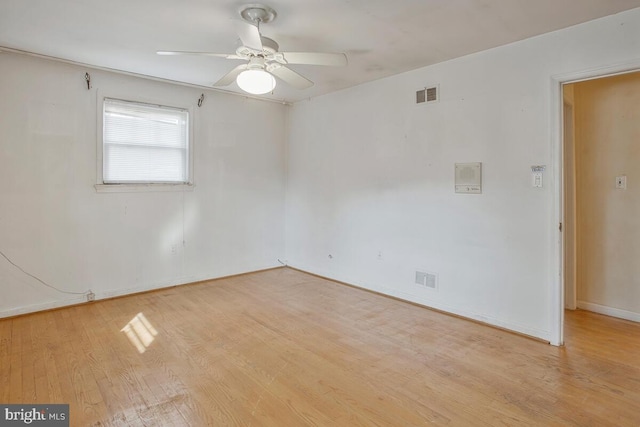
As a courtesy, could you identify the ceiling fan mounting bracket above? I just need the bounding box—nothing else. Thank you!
[239,4,277,25]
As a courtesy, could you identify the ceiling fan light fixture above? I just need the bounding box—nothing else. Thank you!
[159,4,345,94]
[236,69,276,94]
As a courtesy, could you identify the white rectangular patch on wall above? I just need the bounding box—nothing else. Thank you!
[455,162,482,194]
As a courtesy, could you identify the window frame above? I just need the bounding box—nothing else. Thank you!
[96,92,195,193]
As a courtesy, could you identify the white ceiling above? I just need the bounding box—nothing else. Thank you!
[2,0,640,103]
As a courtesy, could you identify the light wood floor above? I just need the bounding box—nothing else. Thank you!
[1,268,639,426]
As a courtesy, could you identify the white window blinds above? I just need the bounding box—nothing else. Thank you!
[103,98,189,184]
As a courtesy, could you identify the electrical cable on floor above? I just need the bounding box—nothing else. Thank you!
[0,249,87,295]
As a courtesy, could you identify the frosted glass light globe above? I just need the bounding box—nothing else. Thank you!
[236,70,276,95]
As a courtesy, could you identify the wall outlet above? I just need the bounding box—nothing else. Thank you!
[616,175,627,189]
[86,291,95,302]
[171,244,178,254]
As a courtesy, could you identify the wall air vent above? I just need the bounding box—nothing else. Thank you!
[416,85,439,104]
[415,270,438,289]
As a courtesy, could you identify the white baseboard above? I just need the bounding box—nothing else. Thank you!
[289,263,551,343]
[577,300,640,323]
[0,263,282,319]
[0,296,87,319]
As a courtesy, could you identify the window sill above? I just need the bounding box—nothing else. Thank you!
[94,183,195,193]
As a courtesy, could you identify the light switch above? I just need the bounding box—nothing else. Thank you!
[616,175,627,189]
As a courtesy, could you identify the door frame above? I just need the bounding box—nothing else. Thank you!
[550,60,640,346]
[562,99,577,311]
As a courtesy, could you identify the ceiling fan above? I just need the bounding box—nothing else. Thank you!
[157,4,348,95]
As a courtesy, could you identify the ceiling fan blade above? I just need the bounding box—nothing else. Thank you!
[214,64,248,87]
[157,51,243,59]
[234,20,263,51]
[277,52,347,67]
[268,64,313,89]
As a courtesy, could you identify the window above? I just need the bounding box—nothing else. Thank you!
[102,98,190,184]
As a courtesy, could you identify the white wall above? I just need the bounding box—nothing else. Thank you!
[286,8,640,342]
[0,52,287,317]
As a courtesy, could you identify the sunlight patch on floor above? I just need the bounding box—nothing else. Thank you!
[121,312,158,353]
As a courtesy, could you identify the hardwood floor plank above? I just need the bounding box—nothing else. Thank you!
[31,313,54,403]
[8,316,25,403]
[1,268,639,426]
[0,318,12,403]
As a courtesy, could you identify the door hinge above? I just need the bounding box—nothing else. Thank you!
[559,222,563,232]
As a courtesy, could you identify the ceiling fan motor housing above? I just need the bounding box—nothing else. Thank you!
[247,56,267,70]
[236,36,279,57]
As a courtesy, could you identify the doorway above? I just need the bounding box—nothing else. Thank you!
[561,70,640,333]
